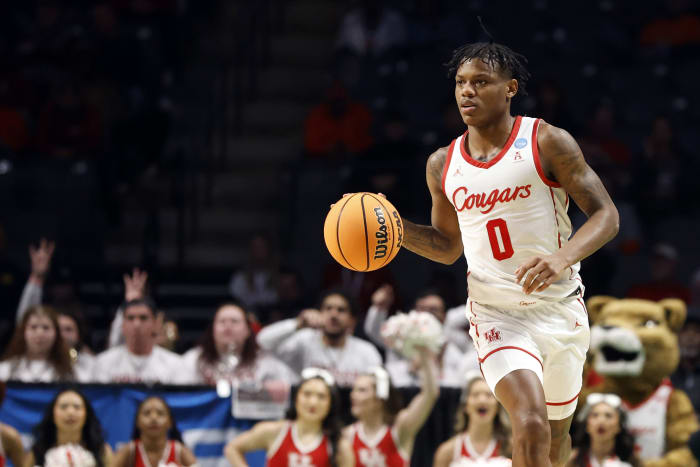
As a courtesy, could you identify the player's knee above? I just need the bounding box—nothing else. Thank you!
[513,412,551,451]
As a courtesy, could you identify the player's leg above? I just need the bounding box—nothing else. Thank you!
[494,369,552,467]
[548,415,574,467]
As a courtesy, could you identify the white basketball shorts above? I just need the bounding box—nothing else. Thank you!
[467,295,589,420]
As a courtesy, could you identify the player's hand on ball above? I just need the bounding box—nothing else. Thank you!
[297,308,322,329]
[515,253,569,294]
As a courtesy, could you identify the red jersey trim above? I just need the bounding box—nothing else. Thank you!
[459,116,522,169]
[549,187,562,248]
[576,297,587,315]
[622,378,672,410]
[532,119,562,187]
[442,139,457,195]
[478,345,543,371]
[546,390,580,406]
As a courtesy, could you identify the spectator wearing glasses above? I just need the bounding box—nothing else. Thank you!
[225,367,354,466]
[568,393,640,467]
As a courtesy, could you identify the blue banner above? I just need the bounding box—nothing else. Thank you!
[0,384,266,467]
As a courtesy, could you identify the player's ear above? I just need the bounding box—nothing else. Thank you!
[506,79,518,99]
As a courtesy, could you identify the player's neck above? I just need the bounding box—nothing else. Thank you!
[590,437,615,463]
[466,420,494,443]
[56,428,82,446]
[466,113,516,161]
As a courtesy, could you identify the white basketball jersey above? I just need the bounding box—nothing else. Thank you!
[442,116,582,307]
[622,379,672,460]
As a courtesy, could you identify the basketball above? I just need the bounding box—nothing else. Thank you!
[324,193,403,272]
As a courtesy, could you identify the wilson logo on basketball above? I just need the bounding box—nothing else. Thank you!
[452,184,532,213]
[373,207,390,259]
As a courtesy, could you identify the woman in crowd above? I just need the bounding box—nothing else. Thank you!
[567,393,640,467]
[112,396,197,466]
[0,305,74,382]
[25,388,112,466]
[224,367,354,467]
[344,346,438,466]
[433,374,512,466]
[182,301,297,386]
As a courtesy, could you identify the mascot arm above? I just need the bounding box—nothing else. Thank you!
[645,389,700,467]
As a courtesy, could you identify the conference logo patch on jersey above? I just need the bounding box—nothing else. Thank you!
[484,328,502,344]
[452,184,532,213]
[514,137,528,149]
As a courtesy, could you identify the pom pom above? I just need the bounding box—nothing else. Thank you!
[381,310,445,359]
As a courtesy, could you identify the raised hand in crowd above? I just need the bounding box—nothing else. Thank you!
[296,308,323,329]
[371,284,394,311]
[29,238,55,285]
[123,267,148,301]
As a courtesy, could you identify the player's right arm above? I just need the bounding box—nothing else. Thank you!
[224,420,284,467]
[402,147,463,264]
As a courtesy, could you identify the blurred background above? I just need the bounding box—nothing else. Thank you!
[0,0,698,365]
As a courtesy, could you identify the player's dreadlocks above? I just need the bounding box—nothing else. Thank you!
[445,42,531,96]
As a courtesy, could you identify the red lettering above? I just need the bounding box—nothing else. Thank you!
[520,184,532,198]
[451,184,532,214]
[452,186,468,211]
[497,188,512,203]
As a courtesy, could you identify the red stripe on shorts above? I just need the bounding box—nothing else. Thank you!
[478,346,543,371]
[546,390,580,406]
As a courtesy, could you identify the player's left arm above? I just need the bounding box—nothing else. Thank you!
[516,121,619,294]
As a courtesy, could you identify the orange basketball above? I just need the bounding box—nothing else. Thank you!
[324,193,403,272]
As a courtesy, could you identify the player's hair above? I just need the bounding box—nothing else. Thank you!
[2,305,74,380]
[32,388,108,467]
[317,288,360,318]
[131,396,184,442]
[571,401,639,467]
[199,301,259,367]
[287,376,344,467]
[454,376,512,457]
[445,42,530,96]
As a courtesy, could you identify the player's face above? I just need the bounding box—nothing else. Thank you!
[58,314,80,349]
[465,380,499,424]
[213,305,250,353]
[320,294,355,337]
[454,59,517,126]
[25,314,57,356]
[123,304,156,350]
[295,378,331,423]
[415,295,446,323]
[586,402,621,443]
[137,397,172,438]
[53,391,86,434]
[350,375,382,419]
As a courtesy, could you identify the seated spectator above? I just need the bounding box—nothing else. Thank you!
[257,289,382,387]
[182,301,297,386]
[671,309,700,412]
[626,243,690,303]
[344,348,438,465]
[322,260,397,313]
[577,101,631,168]
[336,0,407,58]
[433,374,512,466]
[112,396,197,467]
[229,233,279,314]
[0,382,25,466]
[304,81,373,158]
[568,393,640,467]
[639,0,700,48]
[26,388,113,466]
[365,285,478,385]
[0,305,74,382]
[94,298,186,384]
[225,368,354,466]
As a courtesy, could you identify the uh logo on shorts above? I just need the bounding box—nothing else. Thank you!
[484,328,502,344]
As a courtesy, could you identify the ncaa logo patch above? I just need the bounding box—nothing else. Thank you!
[514,137,527,149]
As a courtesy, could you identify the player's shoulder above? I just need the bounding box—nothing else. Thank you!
[426,144,452,181]
[535,119,579,156]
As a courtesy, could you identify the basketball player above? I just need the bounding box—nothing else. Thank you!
[399,42,620,467]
